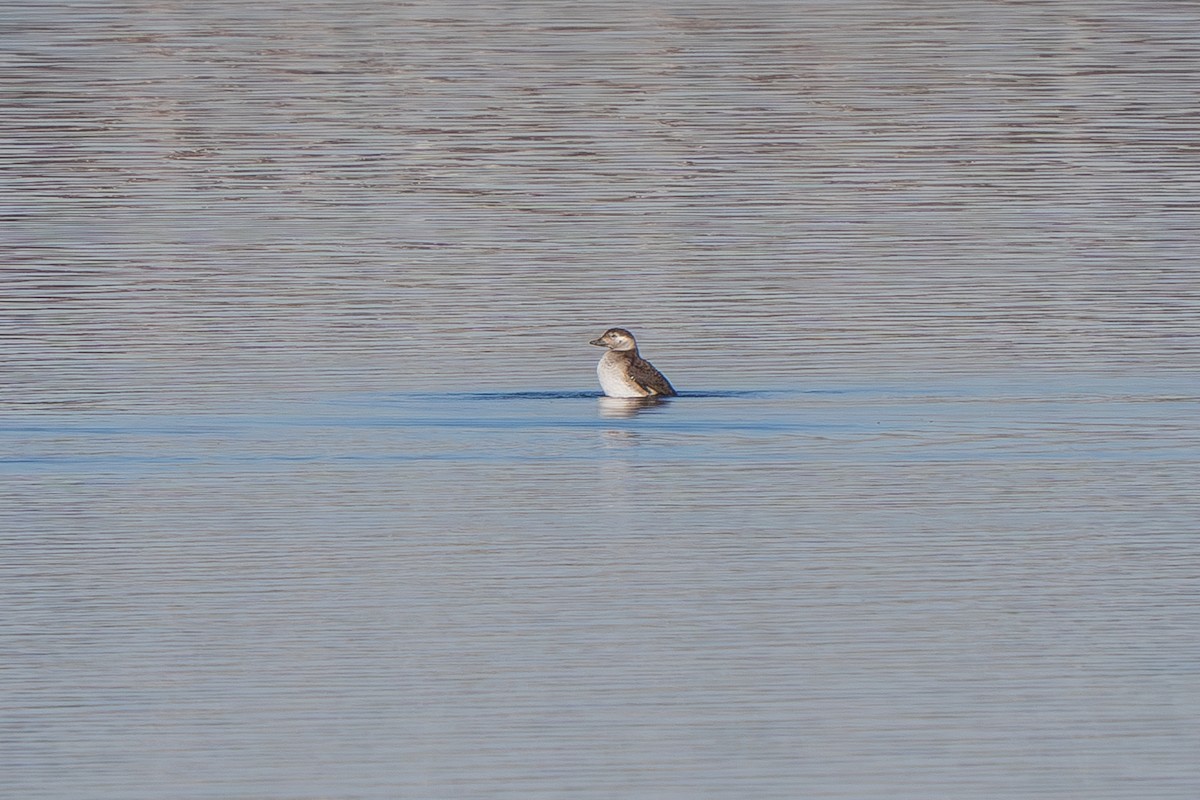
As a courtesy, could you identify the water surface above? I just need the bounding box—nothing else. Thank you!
[4,1,1199,798]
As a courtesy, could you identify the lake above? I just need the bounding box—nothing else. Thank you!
[3,1,1199,798]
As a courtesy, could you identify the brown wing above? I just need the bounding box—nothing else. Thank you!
[628,356,677,397]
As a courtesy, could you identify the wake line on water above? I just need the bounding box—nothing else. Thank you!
[390,389,800,402]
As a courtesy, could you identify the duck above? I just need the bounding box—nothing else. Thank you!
[589,328,677,398]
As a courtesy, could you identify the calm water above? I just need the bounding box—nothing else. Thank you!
[4,1,1199,798]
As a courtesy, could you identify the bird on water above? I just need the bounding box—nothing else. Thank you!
[589,328,677,399]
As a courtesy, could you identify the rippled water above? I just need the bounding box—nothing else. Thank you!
[4,1,1199,798]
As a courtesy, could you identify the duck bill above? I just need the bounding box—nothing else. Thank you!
[589,338,607,347]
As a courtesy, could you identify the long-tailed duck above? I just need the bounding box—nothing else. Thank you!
[589,328,677,398]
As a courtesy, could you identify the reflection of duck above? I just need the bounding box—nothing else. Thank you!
[589,328,677,398]
[597,396,669,419]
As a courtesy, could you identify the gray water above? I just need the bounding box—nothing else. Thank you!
[4,1,1199,798]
